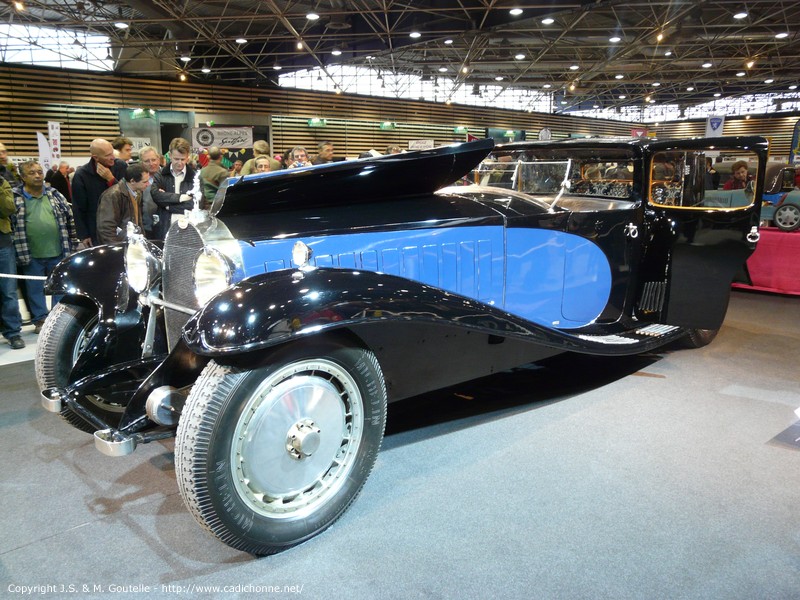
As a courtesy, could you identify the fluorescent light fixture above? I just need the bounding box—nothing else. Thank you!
[306,12,320,20]
[775,32,789,39]
[510,8,523,16]
[438,66,448,72]
[410,31,421,39]
[609,36,621,43]
[274,64,282,70]
[180,55,190,62]
[736,71,745,77]
[619,94,626,99]
[543,83,552,88]
[114,22,128,30]
[733,11,748,19]
[569,64,579,70]
[331,49,342,56]
[201,65,211,74]
[790,85,798,90]
[764,78,774,83]
[444,39,453,45]
[615,74,624,79]
[235,38,247,44]
[542,18,554,25]
[652,82,661,87]
[515,53,525,60]
[495,76,504,81]
[714,92,721,97]
[665,50,672,56]
[702,62,712,68]
[687,86,695,91]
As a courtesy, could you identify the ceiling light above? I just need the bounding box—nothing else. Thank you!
[543,83,552,88]
[609,36,621,43]
[331,49,342,56]
[615,74,624,79]
[444,39,453,45]
[656,33,664,42]
[201,65,211,74]
[775,33,789,39]
[179,72,187,82]
[273,63,282,70]
[569,83,575,91]
[410,31,421,39]
[687,86,695,91]
[235,38,247,44]
[296,41,304,50]
[746,60,755,68]
[649,99,656,104]
[515,53,525,60]
[495,76,504,81]
[593,104,600,109]
[790,85,798,90]
[438,66,448,72]
[702,62,712,68]
[569,65,579,70]
[13,1,24,10]
[664,50,672,56]
[745,115,751,119]
[652,82,661,87]
[306,12,320,20]
[461,65,469,74]
[114,22,128,30]
[619,94,626,99]
[510,8,523,16]
[645,95,651,102]
[542,18,554,25]
[180,55,190,62]
[764,78,774,83]
[733,11,748,19]
[714,92,721,97]
[560,100,567,104]
[736,71,745,77]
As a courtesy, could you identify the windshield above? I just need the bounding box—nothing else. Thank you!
[471,149,636,201]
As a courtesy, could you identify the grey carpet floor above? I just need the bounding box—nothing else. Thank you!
[1,290,798,600]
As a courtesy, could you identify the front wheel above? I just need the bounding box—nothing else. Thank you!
[175,341,387,555]
[34,302,122,433]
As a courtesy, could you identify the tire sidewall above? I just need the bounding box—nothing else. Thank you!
[200,342,385,551]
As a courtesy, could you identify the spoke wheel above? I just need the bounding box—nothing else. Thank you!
[34,302,119,433]
[175,341,387,555]
[773,204,800,232]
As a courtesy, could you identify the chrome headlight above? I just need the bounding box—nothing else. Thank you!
[125,235,162,293]
[193,247,232,305]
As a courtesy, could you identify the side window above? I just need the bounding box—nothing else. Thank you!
[782,169,796,192]
[649,150,759,209]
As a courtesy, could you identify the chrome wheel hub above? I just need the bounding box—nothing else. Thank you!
[286,419,321,459]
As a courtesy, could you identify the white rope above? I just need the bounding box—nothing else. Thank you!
[0,272,48,281]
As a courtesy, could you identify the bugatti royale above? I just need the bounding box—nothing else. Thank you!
[37,135,767,554]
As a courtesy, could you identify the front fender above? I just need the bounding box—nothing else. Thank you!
[47,244,138,324]
[182,268,603,357]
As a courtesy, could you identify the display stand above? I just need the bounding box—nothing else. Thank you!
[732,227,800,295]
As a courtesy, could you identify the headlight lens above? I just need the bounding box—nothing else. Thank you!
[125,237,161,293]
[194,248,232,305]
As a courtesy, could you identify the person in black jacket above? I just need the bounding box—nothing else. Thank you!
[150,137,196,240]
[50,161,72,203]
[71,139,128,246]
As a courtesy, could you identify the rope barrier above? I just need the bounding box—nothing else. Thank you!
[0,273,48,281]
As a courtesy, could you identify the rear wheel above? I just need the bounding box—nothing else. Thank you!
[680,328,719,348]
[175,340,387,555]
[34,302,122,433]
[773,203,800,231]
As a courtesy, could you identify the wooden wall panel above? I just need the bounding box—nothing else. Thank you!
[2,63,797,161]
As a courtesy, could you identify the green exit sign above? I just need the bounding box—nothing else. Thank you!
[379,121,397,130]
[307,118,327,127]
[454,126,468,134]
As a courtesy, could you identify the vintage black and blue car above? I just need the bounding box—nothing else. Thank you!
[37,135,767,555]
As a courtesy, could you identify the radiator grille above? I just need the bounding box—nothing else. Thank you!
[162,223,204,350]
[637,281,666,313]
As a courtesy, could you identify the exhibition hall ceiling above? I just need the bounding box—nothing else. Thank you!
[1,0,798,113]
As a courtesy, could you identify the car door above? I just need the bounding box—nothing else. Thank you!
[634,136,768,330]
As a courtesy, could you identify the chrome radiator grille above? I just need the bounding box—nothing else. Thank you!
[162,223,203,350]
[637,280,666,313]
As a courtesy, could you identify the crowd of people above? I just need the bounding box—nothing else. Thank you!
[0,135,401,351]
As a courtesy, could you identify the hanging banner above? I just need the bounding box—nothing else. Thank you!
[48,121,61,161]
[790,119,800,164]
[190,127,253,149]
[705,115,725,137]
[36,132,52,171]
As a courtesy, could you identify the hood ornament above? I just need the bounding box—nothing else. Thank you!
[181,171,209,227]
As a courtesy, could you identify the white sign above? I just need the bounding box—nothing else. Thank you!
[48,121,61,160]
[705,115,725,137]
[129,137,152,152]
[36,132,52,170]
[408,139,435,151]
[191,127,253,149]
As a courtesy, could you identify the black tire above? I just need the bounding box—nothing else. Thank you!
[175,340,387,555]
[680,328,719,348]
[773,203,800,232]
[34,302,121,433]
